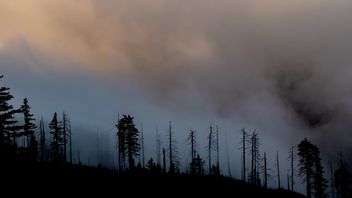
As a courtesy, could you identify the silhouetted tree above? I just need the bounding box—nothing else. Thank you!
[277,151,281,189]
[156,127,161,165]
[168,121,177,174]
[312,144,327,198]
[187,129,196,174]
[190,154,205,175]
[298,138,327,198]
[289,146,296,192]
[117,115,140,170]
[240,128,249,182]
[21,98,37,160]
[249,131,260,185]
[116,116,126,171]
[62,112,70,162]
[263,152,268,189]
[69,119,72,163]
[207,124,215,175]
[140,123,145,168]
[162,148,166,174]
[335,156,352,198]
[298,138,314,198]
[216,126,220,175]
[39,117,47,162]
[0,75,20,152]
[49,112,63,162]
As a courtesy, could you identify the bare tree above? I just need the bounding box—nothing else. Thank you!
[263,152,268,189]
[225,132,232,177]
[168,121,177,173]
[207,124,216,175]
[163,148,166,174]
[240,128,249,182]
[187,129,197,174]
[216,126,220,174]
[249,131,260,185]
[140,123,145,167]
[277,150,281,189]
[288,146,295,191]
[39,117,46,162]
[156,127,161,165]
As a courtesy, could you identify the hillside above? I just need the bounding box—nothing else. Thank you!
[1,162,305,197]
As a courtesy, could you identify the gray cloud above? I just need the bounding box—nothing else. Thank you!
[1,0,352,161]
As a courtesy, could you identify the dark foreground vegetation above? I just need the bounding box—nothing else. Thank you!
[1,161,305,197]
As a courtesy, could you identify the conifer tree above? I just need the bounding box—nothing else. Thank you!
[49,112,63,162]
[116,115,140,170]
[0,75,20,150]
[21,98,37,160]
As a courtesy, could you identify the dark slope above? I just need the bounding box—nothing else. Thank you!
[1,162,305,197]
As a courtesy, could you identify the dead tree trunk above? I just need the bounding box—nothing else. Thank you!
[208,124,213,175]
[264,152,268,189]
[277,151,281,189]
[216,126,220,174]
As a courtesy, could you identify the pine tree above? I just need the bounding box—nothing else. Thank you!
[335,157,352,198]
[21,98,37,160]
[39,117,47,162]
[298,138,327,198]
[168,121,177,174]
[187,129,197,174]
[312,144,328,198]
[240,128,249,182]
[298,138,314,198]
[62,112,70,162]
[116,115,140,170]
[249,131,260,185]
[49,112,63,162]
[0,75,20,151]
[156,127,161,165]
[216,126,220,175]
[289,146,295,192]
[207,124,215,175]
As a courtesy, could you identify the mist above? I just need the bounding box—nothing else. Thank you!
[1,1,352,188]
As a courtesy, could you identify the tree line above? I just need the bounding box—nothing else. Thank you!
[1,74,351,198]
[0,75,72,163]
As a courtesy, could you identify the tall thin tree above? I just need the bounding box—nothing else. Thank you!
[187,129,196,174]
[208,124,215,175]
[277,151,281,189]
[240,128,248,182]
[62,112,68,162]
[225,132,232,177]
[156,127,161,165]
[162,148,166,174]
[216,126,220,174]
[39,117,46,162]
[21,98,37,160]
[49,112,63,162]
[69,121,72,163]
[289,146,295,191]
[140,123,145,167]
[0,75,20,149]
[264,152,268,189]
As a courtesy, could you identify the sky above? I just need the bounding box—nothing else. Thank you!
[1,0,352,190]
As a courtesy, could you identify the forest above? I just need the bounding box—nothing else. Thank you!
[0,74,351,198]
